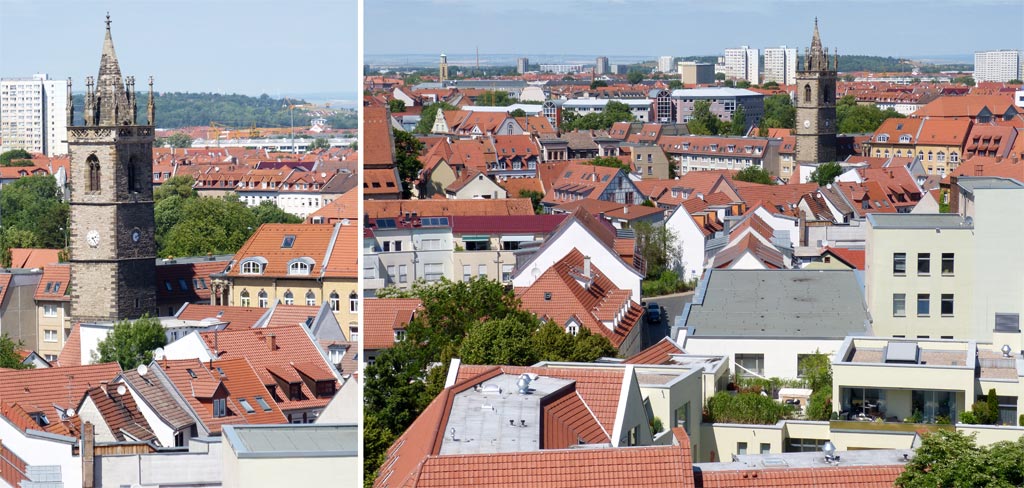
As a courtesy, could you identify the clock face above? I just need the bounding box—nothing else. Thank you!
[87,230,100,248]
[131,229,141,242]
[803,120,811,128]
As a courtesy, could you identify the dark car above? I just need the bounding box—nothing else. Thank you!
[646,302,662,324]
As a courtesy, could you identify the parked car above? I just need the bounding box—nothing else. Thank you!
[646,302,662,324]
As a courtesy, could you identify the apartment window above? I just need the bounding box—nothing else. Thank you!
[382,241,390,252]
[288,384,303,401]
[349,326,359,342]
[329,291,340,312]
[316,381,336,398]
[283,290,294,305]
[349,291,359,313]
[241,261,263,274]
[941,253,954,275]
[463,264,472,282]
[785,438,827,453]
[213,398,227,418]
[386,265,396,282]
[627,425,639,446]
[675,402,691,434]
[941,294,954,316]
[420,239,441,251]
[917,253,930,275]
[737,442,748,455]
[917,294,930,316]
[464,240,490,251]
[393,241,403,252]
[305,290,316,306]
[478,264,487,277]
[399,264,408,283]
[502,264,514,282]
[893,294,907,317]
[44,329,58,342]
[760,443,771,455]
[893,253,906,275]
[258,290,268,308]
[735,354,764,378]
[424,263,443,282]
[240,290,251,307]
[43,304,58,317]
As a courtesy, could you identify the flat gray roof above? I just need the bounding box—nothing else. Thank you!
[440,373,573,455]
[671,87,762,98]
[695,448,914,471]
[957,176,1024,194]
[684,270,870,338]
[223,424,358,458]
[867,213,970,229]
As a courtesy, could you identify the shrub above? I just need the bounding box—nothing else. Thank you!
[960,411,977,424]
[705,391,793,425]
[1019,414,1023,426]
[806,388,832,421]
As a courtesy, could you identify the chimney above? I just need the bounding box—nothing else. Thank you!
[82,422,95,488]
[584,256,592,279]
[623,206,629,215]
[266,333,277,351]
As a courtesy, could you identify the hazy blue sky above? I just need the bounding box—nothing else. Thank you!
[0,0,358,98]
[367,0,1024,61]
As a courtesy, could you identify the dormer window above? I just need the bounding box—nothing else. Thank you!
[241,258,266,275]
[287,257,315,276]
[898,134,911,143]
[877,134,890,143]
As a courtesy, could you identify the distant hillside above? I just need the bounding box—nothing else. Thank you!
[71,92,356,130]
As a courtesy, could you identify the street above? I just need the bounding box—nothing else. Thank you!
[641,291,694,349]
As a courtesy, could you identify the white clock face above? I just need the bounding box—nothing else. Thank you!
[803,120,811,128]
[131,229,141,242]
[87,230,100,248]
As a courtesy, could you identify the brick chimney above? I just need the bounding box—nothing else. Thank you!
[266,333,277,351]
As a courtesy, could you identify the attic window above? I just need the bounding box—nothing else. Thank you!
[898,134,911,143]
[45,282,53,292]
[544,292,552,300]
[255,396,273,412]
[178,279,189,291]
[186,368,197,379]
[239,398,255,413]
[165,281,173,291]
[281,235,296,248]
[52,282,61,294]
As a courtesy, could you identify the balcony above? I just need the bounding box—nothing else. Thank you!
[830,419,954,434]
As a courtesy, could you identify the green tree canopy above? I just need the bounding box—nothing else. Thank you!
[896,431,1024,488]
[809,161,843,186]
[308,137,330,151]
[510,108,527,117]
[668,80,684,90]
[414,102,457,134]
[160,132,193,148]
[687,100,720,135]
[762,94,796,129]
[460,316,539,366]
[0,149,33,166]
[734,166,774,185]
[836,95,905,133]
[952,75,976,87]
[0,334,33,369]
[95,314,167,370]
[0,175,68,256]
[590,80,609,89]
[393,129,425,198]
[518,189,544,214]
[585,156,630,172]
[476,90,515,106]
[761,81,780,90]
[154,175,198,201]
[627,70,644,84]
[560,101,635,132]
[729,104,747,136]
[387,98,406,114]
[633,221,681,278]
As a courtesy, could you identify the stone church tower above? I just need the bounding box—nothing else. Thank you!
[795,18,838,165]
[68,15,157,324]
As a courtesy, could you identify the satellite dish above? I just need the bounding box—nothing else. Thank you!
[117,385,127,396]
[66,408,76,418]
[137,364,149,377]
[154,347,166,360]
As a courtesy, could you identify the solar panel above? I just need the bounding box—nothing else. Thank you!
[376,218,396,229]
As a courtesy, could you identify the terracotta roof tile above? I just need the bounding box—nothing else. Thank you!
[226,223,336,278]
[57,323,82,367]
[119,369,196,430]
[364,298,423,351]
[696,465,904,487]
[155,260,227,305]
[33,264,71,302]
[7,248,60,269]
[175,303,269,330]
[364,199,535,219]
[450,215,566,235]
[821,247,866,270]
[0,362,122,434]
[365,106,396,167]
[307,190,359,224]
[625,337,686,365]
[81,385,157,442]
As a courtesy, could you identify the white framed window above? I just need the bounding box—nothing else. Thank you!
[399,264,408,283]
[289,261,312,275]
[258,290,269,308]
[305,291,316,306]
[283,290,294,305]
[502,264,514,282]
[478,264,487,277]
[44,329,58,342]
[420,239,441,251]
[424,263,443,282]
[893,294,906,317]
[240,290,251,307]
[463,264,472,282]
[241,261,263,274]
[329,291,340,312]
[43,304,58,317]
[349,325,359,342]
[349,291,359,313]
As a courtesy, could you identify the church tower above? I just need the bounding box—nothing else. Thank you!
[439,53,449,83]
[68,14,157,324]
[795,18,838,165]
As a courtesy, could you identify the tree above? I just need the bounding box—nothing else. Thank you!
[836,95,905,133]
[476,90,514,106]
[590,80,608,89]
[1008,79,1023,85]
[393,128,425,198]
[308,137,330,151]
[585,156,630,172]
[730,104,747,136]
[161,132,193,148]
[952,75,975,87]
[518,189,544,215]
[723,79,735,88]
[715,72,726,81]
[154,175,197,201]
[413,102,456,134]
[560,101,634,132]
[387,98,406,114]
[896,431,1024,487]
[734,166,774,185]
[363,413,397,488]
[0,149,33,166]
[668,80,684,90]
[627,70,644,84]
[687,100,720,135]
[633,221,681,278]
[0,334,33,369]
[735,80,751,89]
[95,314,167,369]
[763,94,796,129]
[509,108,527,118]
[761,81,779,90]
[0,174,69,252]
[460,316,539,366]
[809,162,843,186]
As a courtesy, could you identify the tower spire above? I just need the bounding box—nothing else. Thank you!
[147,76,156,126]
[807,17,828,72]
[95,13,130,126]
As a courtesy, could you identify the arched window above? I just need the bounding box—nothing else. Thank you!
[329,291,340,312]
[87,155,101,192]
[928,151,933,161]
[127,156,137,193]
[876,134,889,143]
[937,152,946,162]
[305,290,316,306]
[258,290,268,308]
[950,152,959,163]
[804,84,812,103]
[240,290,250,307]
[566,323,579,336]
[283,290,294,305]
[898,134,911,143]
[287,258,314,276]
[349,291,359,313]
[241,261,263,274]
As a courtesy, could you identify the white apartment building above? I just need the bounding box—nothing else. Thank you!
[723,46,759,84]
[658,56,675,73]
[973,50,1023,83]
[0,73,69,156]
[538,64,584,74]
[596,56,609,75]
[763,46,797,85]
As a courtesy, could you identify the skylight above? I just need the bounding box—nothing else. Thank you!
[281,235,296,248]
[239,398,255,413]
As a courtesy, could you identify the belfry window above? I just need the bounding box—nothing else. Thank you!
[88,155,101,192]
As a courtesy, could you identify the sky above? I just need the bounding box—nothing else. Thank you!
[367,0,1024,62]
[0,0,358,100]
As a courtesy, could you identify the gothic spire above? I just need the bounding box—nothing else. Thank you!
[147,76,156,126]
[95,12,131,126]
[806,17,829,72]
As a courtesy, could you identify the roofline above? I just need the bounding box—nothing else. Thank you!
[222,424,358,459]
[114,373,194,431]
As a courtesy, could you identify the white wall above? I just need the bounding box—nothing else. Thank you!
[160,331,215,362]
[96,439,223,487]
[0,416,80,488]
[752,207,799,249]
[681,335,845,379]
[664,208,706,281]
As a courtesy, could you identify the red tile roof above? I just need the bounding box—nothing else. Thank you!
[714,234,786,270]
[449,214,566,235]
[0,362,122,434]
[696,465,904,487]
[7,248,60,269]
[57,323,82,367]
[625,337,686,365]
[226,223,353,279]
[365,106,396,168]
[363,299,422,350]
[951,155,1024,179]
[155,260,227,305]
[306,189,359,224]
[33,264,70,302]
[364,199,535,219]
[80,384,157,442]
[913,94,1017,119]
[175,303,268,330]
[822,247,866,270]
